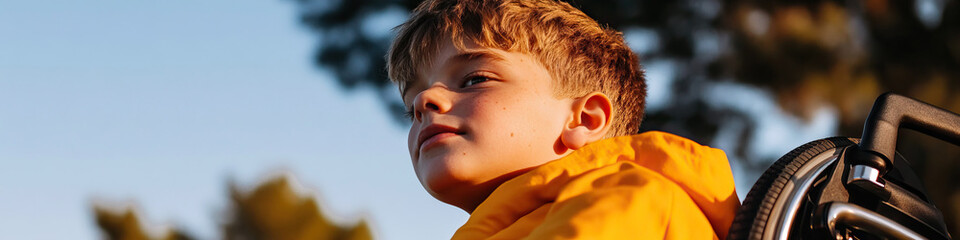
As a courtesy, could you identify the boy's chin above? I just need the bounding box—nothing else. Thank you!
[416,154,477,194]
[419,171,497,213]
[419,167,530,213]
[420,170,472,199]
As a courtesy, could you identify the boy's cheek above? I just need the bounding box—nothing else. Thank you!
[406,126,420,160]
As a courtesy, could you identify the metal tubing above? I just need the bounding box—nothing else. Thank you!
[823,202,926,240]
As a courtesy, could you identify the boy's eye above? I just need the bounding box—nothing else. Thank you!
[462,74,491,88]
[403,106,415,120]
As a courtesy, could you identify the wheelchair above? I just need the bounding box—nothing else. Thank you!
[728,93,959,240]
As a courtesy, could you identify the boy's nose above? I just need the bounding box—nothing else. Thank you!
[413,86,452,122]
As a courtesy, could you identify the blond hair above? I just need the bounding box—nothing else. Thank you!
[388,0,647,137]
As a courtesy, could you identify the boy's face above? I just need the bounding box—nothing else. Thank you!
[402,39,574,211]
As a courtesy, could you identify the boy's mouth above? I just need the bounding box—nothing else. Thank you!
[417,124,463,151]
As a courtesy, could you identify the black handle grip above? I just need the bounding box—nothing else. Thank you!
[858,93,960,172]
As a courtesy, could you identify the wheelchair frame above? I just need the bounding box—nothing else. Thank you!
[729,93,960,240]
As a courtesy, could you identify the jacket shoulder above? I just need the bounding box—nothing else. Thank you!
[535,163,717,239]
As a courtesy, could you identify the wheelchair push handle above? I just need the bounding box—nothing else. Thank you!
[857,92,960,174]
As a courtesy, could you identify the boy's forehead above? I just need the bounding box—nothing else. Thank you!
[402,39,508,99]
[422,39,506,77]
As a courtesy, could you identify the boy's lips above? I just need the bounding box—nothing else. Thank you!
[417,124,463,151]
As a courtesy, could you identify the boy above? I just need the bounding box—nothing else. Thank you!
[388,0,740,239]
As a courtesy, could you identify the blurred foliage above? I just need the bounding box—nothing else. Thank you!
[223,176,372,240]
[292,0,960,234]
[94,205,194,240]
[94,175,372,240]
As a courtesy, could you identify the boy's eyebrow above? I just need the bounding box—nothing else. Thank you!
[402,50,507,100]
[450,50,507,63]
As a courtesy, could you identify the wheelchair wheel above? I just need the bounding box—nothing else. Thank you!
[728,137,858,240]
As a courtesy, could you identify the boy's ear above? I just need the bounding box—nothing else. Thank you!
[561,92,613,150]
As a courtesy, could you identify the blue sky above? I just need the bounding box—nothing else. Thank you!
[0,1,839,239]
[0,1,466,239]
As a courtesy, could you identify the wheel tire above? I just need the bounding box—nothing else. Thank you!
[727,137,858,240]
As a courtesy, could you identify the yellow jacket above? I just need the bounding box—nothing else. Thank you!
[452,131,740,240]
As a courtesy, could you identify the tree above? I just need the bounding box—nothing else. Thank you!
[223,176,373,240]
[93,175,372,240]
[93,204,194,240]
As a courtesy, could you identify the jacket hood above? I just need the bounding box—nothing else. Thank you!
[454,131,740,239]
